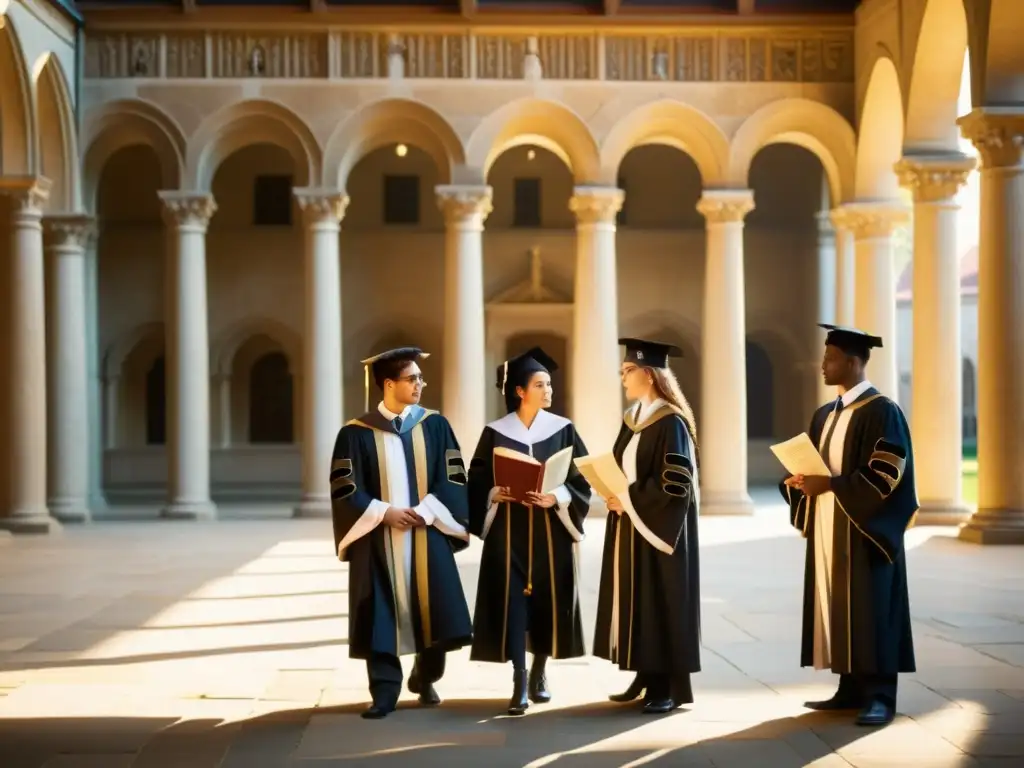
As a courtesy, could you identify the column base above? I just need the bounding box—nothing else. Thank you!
[49,500,92,524]
[293,497,332,519]
[0,512,61,535]
[957,509,1024,545]
[161,500,217,521]
[700,493,755,516]
[911,502,973,527]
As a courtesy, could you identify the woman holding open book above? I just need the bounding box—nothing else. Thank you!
[467,347,592,716]
[591,337,702,715]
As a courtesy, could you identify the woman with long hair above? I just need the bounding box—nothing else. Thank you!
[593,337,701,714]
[467,347,591,716]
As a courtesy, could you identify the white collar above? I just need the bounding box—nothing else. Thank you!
[488,408,570,446]
[378,401,411,421]
[633,397,667,428]
[840,380,873,407]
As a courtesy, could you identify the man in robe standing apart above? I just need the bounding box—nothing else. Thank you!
[330,347,473,719]
[781,324,918,727]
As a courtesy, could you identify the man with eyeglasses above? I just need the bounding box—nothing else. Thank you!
[329,347,473,719]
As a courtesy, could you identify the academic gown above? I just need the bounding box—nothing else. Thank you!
[330,405,473,661]
[780,385,917,681]
[467,410,591,663]
[593,399,702,690]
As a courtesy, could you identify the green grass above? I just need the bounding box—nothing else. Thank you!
[962,459,978,506]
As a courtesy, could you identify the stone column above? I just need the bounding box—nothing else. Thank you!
[104,375,119,449]
[569,186,624,455]
[895,153,976,525]
[436,185,492,458]
[43,215,94,523]
[830,212,856,326]
[0,178,54,534]
[293,189,348,518]
[956,108,1024,543]
[831,202,909,400]
[815,210,837,406]
[696,189,755,516]
[158,191,217,520]
[83,226,106,514]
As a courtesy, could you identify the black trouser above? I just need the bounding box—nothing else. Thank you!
[366,647,446,708]
[836,672,898,707]
[505,577,533,671]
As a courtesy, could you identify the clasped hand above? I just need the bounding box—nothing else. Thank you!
[605,494,624,514]
[383,506,424,529]
[784,474,832,496]
[491,487,558,508]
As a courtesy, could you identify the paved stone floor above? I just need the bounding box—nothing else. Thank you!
[1,494,1022,767]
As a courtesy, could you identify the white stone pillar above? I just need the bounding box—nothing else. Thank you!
[43,215,94,523]
[831,202,909,401]
[895,153,976,525]
[293,189,347,518]
[696,189,755,515]
[815,210,837,406]
[0,178,54,534]
[435,185,492,458]
[956,108,1024,544]
[158,191,217,520]
[569,186,624,455]
[830,214,856,326]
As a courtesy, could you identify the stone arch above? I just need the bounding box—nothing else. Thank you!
[103,323,165,447]
[465,98,601,182]
[82,99,186,214]
[905,0,969,148]
[979,0,1024,104]
[210,317,301,378]
[104,322,164,379]
[728,98,856,205]
[0,11,35,175]
[34,54,79,211]
[745,320,804,440]
[247,351,294,444]
[324,98,465,191]
[186,99,321,191]
[855,55,905,199]
[600,100,730,186]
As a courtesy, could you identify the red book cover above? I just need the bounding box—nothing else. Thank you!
[492,448,543,505]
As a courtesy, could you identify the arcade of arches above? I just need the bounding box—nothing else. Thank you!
[2,0,1024,546]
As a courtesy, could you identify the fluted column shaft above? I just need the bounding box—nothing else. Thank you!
[896,153,976,525]
[569,186,624,456]
[293,189,347,518]
[697,189,755,515]
[0,178,53,534]
[159,191,217,520]
[815,211,837,407]
[831,202,909,400]
[44,215,94,523]
[956,108,1024,544]
[829,214,856,326]
[436,185,492,459]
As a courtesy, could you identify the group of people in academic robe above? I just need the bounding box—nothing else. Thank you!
[328,323,918,729]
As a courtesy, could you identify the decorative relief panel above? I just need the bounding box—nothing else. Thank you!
[338,32,377,78]
[211,33,327,78]
[475,35,526,80]
[381,33,470,79]
[166,35,205,79]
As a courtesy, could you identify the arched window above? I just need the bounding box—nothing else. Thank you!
[145,356,166,445]
[745,340,775,439]
[249,352,294,443]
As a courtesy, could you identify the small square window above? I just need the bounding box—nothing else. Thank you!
[253,175,293,226]
[383,175,421,224]
[513,178,541,227]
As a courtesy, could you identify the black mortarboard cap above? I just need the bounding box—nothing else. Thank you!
[495,346,559,396]
[619,337,683,369]
[360,347,429,411]
[818,324,883,359]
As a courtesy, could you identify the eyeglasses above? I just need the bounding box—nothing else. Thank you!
[396,374,427,386]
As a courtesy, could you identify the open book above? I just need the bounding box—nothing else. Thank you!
[493,445,574,505]
[573,454,630,500]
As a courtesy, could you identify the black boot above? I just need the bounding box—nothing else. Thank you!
[508,668,529,716]
[608,673,646,704]
[407,664,441,706]
[528,655,551,704]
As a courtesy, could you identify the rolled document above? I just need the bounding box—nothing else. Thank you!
[770,433,831,477]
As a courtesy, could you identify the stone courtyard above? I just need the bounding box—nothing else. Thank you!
[1,493,1022,768]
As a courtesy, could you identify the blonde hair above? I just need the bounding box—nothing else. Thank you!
[647,366,700,468]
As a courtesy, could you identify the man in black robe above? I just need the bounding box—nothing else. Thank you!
[330,347,473,719]
[781,325,917,727]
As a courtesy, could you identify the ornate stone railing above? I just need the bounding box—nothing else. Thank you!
[84,27,853,83]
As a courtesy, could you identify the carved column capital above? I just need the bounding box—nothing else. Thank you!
[436,184,493,227]
[569,186,624,225]
[894,153,976,203]
[696,189,755,224]
[0,176,52,219]
[958,107,1024,169]
[831,201,910,240]
[158,191,217,230]
[293,188,349,225]
[43,214,95,250]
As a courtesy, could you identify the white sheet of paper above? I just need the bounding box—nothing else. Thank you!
[770,433,831,477]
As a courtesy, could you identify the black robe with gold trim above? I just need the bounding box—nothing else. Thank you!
[330,406,473,660]
[780,388,917,676]
[593,403,701,679]
[467,411,591,662]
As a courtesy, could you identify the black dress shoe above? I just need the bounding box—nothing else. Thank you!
[528,655,551,704]
[855,699,895,727]
[361,703,394,719]
[508,668,529,716]
[407,670,441,706]
[609,673,646,703]
[804,694,861,711]
[642,698,680,715]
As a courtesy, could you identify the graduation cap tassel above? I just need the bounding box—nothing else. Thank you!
[524,505,534,597]
[501,361,508,396]
[363,363,370,414]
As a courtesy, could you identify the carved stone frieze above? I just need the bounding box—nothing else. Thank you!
[166,34,205,78]
[380,33,470,79]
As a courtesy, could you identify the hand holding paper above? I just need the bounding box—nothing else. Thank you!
[770,433,831,477]
[573,454,629,501]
